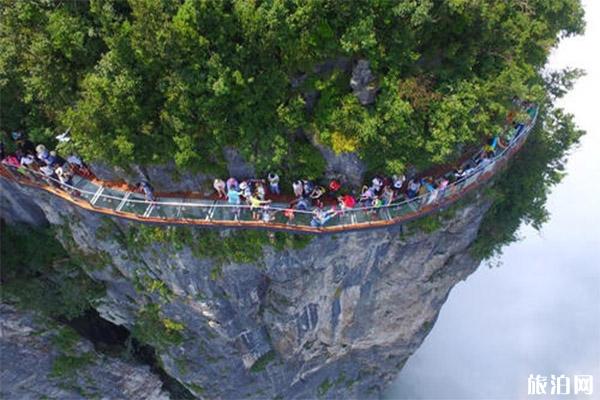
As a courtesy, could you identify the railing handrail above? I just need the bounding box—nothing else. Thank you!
[0,106,538,232]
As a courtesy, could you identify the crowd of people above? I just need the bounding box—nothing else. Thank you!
[1,100,536,228]
[0,131,93,194]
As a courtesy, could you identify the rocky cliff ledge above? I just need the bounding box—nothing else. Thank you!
[1,176,490,399]
[0,304,168,399]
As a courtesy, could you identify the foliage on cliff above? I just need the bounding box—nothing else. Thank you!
[0,0,584,177]
[471,103,584,260]
[0,220,105,319]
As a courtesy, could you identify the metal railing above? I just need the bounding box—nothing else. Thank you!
[0,107,538,233]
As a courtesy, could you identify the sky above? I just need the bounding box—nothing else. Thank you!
[385,0,600,398]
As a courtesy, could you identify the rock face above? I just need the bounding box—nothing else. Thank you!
[350,59,378,105]
[0,304,169,400]
[0,175,490,399]
[310,136,367,188]
[88,146,255,193]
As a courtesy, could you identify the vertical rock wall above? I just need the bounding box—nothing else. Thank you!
[0,176,490,399]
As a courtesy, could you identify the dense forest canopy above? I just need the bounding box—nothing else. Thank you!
[0,0,584,178]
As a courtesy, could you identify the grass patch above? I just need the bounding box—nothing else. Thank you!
[131,303,185,351]
[317,378,333,397]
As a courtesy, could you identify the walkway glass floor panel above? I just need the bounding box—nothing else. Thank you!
[95,188,125,210]
[211,203,244,222]
[387,202,417,219]
[178,199,213,220]
[72,179,101,202]
[352,209,381,224]
[291,213,313,227]
[121,194,149,215]
[334,212,354,226]
[151,198,184,218]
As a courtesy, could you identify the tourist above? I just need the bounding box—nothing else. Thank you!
[423,178,438,205]
[338,194,356,213]
[1,154,20,168]
[328,179,341,193]
[392,174,405,192]
[382,185,394,206]
[406,179,421,199]
[255,181,266,200]
[310,207,338,228]
[302,180,315,197]
[371,176,384,192]
[360,185,375,206]
[226,187,242,219]
[248,195,271,220]
[19,152,36,168]
[67,154,93,178]
[213,178,226,198]
[310,185,326,209]
[35,144,50,164]
[48,151,66,168]
[56,166,74,188]
[268,172,280,195]
[261,204,276,223]
[436,178,449,198]
[136,181,155,202]
[293,196,310,211]
[226,177,239,192]
[292,180,303,197]
[283,207,295,224]
[239,181,252,200]
[39,164,59,187]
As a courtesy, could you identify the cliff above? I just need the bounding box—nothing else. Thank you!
[0,304,168,399]
[0,175,490,399]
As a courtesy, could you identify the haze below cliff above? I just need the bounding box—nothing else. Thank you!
[387,2,600,396]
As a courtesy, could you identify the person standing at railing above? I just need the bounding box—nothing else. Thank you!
[371,176,384,193]
[406,179,421,199]
[310,185,326,208]
[392,174,405,196]
[248,195,271,221]
[17,151,36,177]
[484,136,507,157]
[426,182,439,205]
[226,177,239,192]
[360,185,376,207]
[255,180,266,200]
[382,185,394,206]
[35,144,50,164]
[56,166,74,192]
[1,154,20,169]
[39,164,60,188]
[268,172,280,195]
[302,180,315,197]
[227,186,242,220]
[136,181,155,202]
[310,207,338,228]
[292,180,303,198]
[213,178,226,198]
[239,181,252,200]
[338,194,356,214]
[261,204,277,223]
[436,178,449,201]
[283,206,295,224]
[67,154,93,178]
